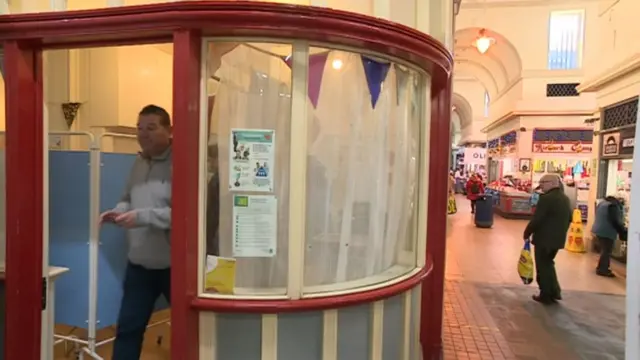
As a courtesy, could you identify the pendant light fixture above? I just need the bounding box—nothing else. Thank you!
[473,28,495,54]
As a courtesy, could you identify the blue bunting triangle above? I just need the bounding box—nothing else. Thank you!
[361,56,391,108]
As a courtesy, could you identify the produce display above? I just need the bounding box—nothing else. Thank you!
[487,177,531,194]
[486,176,534,219]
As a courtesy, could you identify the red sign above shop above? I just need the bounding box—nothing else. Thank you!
[532,142,593,153]
[531,128,594,154]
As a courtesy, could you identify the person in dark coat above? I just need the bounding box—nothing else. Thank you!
[591,196,627,277]
[523,174,572,304]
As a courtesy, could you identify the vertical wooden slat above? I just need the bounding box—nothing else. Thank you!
[370,301,384,360]
[322,310,338,360]
[261,314,279,360]
[199,312,217,360]
[171,29,202,360]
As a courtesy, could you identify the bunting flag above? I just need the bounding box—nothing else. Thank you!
[361,56,391,108]
[394,64,410,105]
[283,52,329,108]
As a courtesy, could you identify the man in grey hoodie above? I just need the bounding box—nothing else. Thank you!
[100,105,173,360]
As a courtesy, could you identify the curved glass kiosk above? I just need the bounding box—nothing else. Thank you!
[0,2,453,360]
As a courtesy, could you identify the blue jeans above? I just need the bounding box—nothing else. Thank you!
[112,262,170,360]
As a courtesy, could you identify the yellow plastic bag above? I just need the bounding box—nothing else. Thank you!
[447,195,457,215]
[518,240,534,285]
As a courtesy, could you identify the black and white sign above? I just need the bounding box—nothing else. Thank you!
[602,133,620,157]
[463,148,487,165]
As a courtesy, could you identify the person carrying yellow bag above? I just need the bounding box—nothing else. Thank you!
[518,239,534,285]
[447,173,457,215]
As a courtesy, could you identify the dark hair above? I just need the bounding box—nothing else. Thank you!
[139,104,171,128]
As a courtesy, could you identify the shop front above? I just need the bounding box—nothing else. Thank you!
[485,130,534,218]
[597,121,636,262]
[486,131,517,182]
[530,128,594,221]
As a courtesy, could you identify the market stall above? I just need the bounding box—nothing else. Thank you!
[486,130,517,182]
[599,124,635,262]
[485,175,534,219]
[530,128,593,221]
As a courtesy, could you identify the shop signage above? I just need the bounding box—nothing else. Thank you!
[532,129,593,143]
[533,142,593,154]
[602,133,620,157]
[602,128,635,158]
[487,137,500,157]
[532,128,594,154]
[487,131,517,157]
[464,148,487,165]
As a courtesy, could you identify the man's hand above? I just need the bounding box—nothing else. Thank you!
[115,211,138,229]
[99,210,119,225]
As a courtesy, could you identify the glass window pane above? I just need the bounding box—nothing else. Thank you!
[203,41,292,296]
[303,47,421,293]
[548,10,584,70]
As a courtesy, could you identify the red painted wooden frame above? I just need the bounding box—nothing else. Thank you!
[0,2,453,360]
[4,40,44,360]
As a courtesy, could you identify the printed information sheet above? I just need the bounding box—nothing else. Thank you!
[229,129,275,192]
[232,194,278,257]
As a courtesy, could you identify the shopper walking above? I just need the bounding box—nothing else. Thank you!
[465,174,484,214]
[523,174,572,305]
[592,196,628,277]
[100,105,173,360]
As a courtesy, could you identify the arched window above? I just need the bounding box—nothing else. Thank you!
[483,91,490,118]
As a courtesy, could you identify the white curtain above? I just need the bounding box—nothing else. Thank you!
[304,50,420,288]
[208,44,421,292]
[210,43,292,291]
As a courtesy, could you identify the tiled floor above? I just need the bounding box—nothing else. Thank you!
[443,195,626,360]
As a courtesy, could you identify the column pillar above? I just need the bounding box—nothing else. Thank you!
[421,78,453,360]
[626,98,640,360]
[585,114,602,251]
[4,40,44,360]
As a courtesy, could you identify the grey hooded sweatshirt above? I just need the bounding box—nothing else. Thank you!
[114,146,172,269]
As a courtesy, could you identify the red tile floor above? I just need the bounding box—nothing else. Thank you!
[442,195,626,360]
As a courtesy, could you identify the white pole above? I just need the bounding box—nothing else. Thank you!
[87,142,101,354]
[625,96,640,360]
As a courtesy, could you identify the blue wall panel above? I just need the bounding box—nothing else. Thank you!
[50,151,168,329]
[217,313,262,359]
[337,303,371,360]
[278,311,323,360]
[49,151,91,328]
[410,287,420,360]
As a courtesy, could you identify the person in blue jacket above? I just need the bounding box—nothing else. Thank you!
[592,196,628,277]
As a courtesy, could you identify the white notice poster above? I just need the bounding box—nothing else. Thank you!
[229,129,275,192]
[232,194,278,257]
